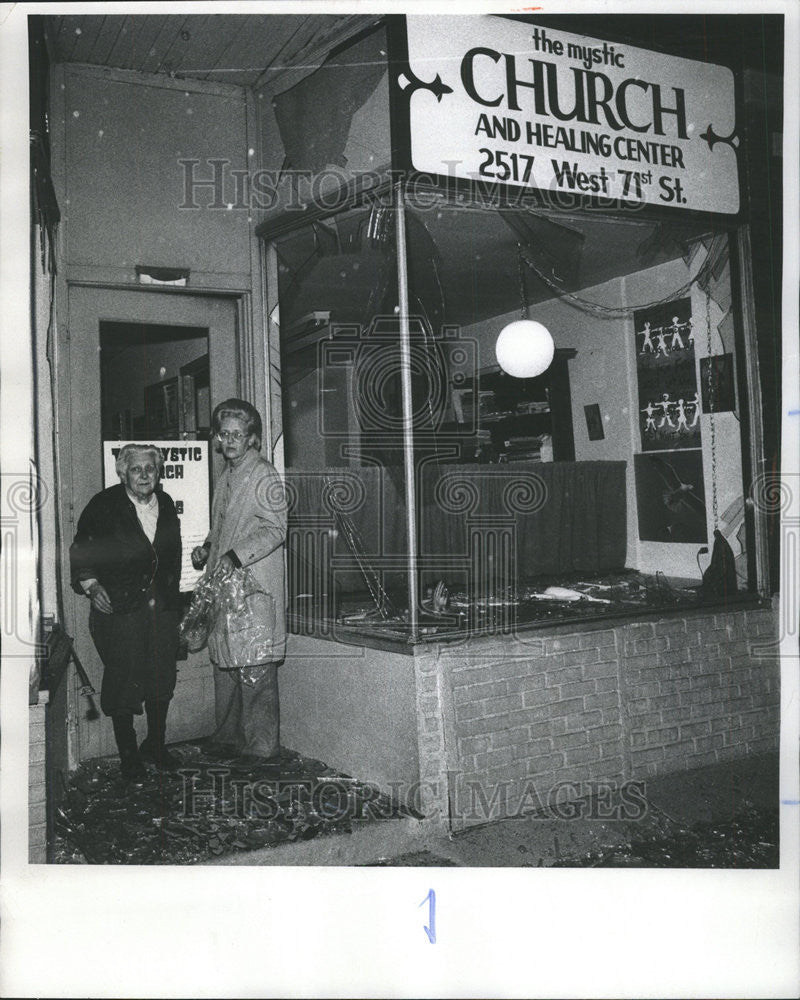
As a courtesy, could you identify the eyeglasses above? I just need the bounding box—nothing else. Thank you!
[129,464,158,475]
[216,430,246,442]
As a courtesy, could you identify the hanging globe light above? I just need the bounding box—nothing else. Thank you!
[495,319,554,378]
[496,243,555,378]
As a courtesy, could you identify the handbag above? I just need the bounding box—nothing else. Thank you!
[178,572,220,652]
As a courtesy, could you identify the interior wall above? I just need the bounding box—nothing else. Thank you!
[102,335,207,433]
[53,64,253,287]
[461,247,744,582]
[283,370,327,469]
[625,251,744,581]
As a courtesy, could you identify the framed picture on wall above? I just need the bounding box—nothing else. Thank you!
[634,450,707,543]
[180,354,210,437]
[584,403,604,441]
[144,377,179,438]
[633,297,701,452]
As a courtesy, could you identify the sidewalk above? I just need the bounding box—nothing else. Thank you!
[369,751,780,868]
[212,750,780,867]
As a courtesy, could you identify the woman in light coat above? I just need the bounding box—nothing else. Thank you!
[192,398,286,760]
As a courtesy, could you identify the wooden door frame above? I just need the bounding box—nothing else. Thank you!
[55,280,258,765]
[730,225,773,597]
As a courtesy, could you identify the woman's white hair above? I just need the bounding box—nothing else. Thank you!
[115,443,164,479]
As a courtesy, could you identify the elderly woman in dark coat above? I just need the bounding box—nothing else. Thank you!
[70,443,182,782]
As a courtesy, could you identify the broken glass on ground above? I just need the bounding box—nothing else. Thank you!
[53,742,407,865]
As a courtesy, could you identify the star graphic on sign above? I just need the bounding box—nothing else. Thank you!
[396,68,453,102]
[699,125,740,152]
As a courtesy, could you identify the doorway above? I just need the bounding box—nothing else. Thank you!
[60,286,240,763]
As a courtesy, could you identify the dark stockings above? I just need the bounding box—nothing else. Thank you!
[140,699,178,768]
[112,713,145,781]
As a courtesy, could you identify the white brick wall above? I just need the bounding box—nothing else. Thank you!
[418,606,780,829]
[29,699,48,863]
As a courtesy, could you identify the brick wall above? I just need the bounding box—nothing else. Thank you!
[416,605,780,830]
[620,608,780,778]
[29,698,48,863]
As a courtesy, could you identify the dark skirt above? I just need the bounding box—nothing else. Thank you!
[89,597,178,716]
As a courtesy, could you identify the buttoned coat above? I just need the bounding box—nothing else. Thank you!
[206,447,287,664]
[70,483,182,613]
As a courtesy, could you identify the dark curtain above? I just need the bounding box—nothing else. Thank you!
[287,461,627,601]
[286,466,404,596]
[418,462,627,576]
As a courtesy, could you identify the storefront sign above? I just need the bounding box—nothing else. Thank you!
[400,16,739,213]
[103,441,210,592]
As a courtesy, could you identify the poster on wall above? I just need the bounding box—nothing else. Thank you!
[634,297,701,452]
[103,441,210,592]
[634,450,707,543]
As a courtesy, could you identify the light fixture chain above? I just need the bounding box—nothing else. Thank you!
[517,242,529,321]
[705,282,719,530]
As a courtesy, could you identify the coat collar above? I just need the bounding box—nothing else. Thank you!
[108,482,168,521]
[224,445,260,480]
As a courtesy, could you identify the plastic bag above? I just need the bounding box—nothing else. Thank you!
[212,568,278,671]
[178,572,220,652]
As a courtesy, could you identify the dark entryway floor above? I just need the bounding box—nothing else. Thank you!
[53,741,408,865]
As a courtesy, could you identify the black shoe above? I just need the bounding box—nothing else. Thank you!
[139,738,181,770]
[237,750,281,767]
[120,754,147,784]
[197,738,239,757]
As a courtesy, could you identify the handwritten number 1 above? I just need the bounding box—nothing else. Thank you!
[419,888,436,943]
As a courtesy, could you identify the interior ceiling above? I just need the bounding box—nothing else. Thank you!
[279,205,715,332]
[429,207,713,324]
[99,322,207,358]
[44,13,378,89]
